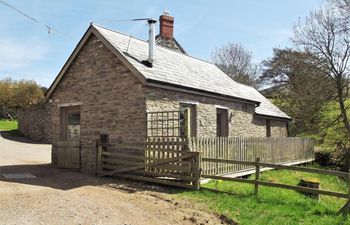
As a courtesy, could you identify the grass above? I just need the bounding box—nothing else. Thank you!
[177,165,350,225]
[0,119,18,131]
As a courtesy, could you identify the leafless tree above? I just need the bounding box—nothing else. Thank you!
[293,0,350,170]
[211,42,260,88]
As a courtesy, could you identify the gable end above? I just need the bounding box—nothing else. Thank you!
[46,25,147,99]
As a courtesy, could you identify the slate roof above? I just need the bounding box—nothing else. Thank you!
[245,85,290,119]
[93,24,290,120]
[46,24,288,119]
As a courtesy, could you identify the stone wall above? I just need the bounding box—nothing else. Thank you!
[145,87,288,137]
[17,103,51,143]
[271,119,288,137]
[49,34,146,172]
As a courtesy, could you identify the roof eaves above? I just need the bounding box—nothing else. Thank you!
[254,112,291,121]
[146,78,261,106]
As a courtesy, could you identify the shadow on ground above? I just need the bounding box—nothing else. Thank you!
[0,163,185,194]
[0,130,49,144]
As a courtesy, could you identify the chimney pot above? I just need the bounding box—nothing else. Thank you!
[159,13,174,39]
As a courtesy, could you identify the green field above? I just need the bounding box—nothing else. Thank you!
[178,166,350,225]
[0,119,18,131]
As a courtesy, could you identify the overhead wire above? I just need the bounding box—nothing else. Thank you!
[91,18,151,24]
[126,23,147,53]
[0,0,154,39]
[0,0,67,37]
[92,18,152,53]
[0,0,155,51]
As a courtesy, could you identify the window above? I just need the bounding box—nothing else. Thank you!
[266,119,271,137]
[60,107,80,140]
[179,104,197,137]
[67,112,80,139]
[216,108,228,137]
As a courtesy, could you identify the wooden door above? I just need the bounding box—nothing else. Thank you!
[56,107,81,169]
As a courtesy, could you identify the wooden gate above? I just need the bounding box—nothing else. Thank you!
[56,106,81,169]
[55,140,80,169]
[96,137,201,189]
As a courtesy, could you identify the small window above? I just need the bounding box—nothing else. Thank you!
[217,109,228,137]
[266,119,271,137]
[100,134,109,144]
[60,107,80,140]
[242,104,248,110]
[67,112,80,139]
[179,104,197,137]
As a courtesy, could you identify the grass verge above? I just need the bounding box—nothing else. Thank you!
[0,119,18,131]
[178,165,350,225]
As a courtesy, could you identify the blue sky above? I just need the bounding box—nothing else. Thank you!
[0,0,322,87]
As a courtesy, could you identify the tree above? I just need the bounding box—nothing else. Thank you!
[0,78,44,118]
[261,49,333,136]
[293,0,350,170]
[211,42,260,88]
[12,80,45,107]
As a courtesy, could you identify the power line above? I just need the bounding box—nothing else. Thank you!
[91,18,152,24]
[0,0,66,36]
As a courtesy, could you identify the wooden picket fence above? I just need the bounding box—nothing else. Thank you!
[96,136,314,189]
[96,137,201,189]
[95,136,350,214]
[188,137,315,175]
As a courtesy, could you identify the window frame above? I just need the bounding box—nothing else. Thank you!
[216,108,229,137]
[266,119,271,137]
[60,106,81,140]
[179,103,197,137]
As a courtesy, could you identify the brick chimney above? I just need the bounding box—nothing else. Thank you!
[159,10,174,39]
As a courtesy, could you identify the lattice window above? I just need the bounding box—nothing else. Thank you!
[147,111,181,137]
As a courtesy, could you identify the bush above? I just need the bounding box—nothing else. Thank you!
[315,145,350,171]
[315,149,333,167]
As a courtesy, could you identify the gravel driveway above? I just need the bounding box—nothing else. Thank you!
[0,132,228,225]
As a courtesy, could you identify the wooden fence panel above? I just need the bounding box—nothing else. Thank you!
[97,138,201,190]
[189,137,315,176]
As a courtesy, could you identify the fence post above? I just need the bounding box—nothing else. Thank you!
[348,172,350,203]
[193,152,201,190]
[254,157,261,196]
[339,161,350,215]
[96,142,102,175]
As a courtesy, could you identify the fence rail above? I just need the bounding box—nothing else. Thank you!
[189,137,314,175]
[96,138,201,190]
[201,157,350,214]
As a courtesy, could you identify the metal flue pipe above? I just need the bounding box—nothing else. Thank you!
[147,19,157,65]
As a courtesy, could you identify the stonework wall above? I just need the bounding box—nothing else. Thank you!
[49,34,146,172]
[145,87,288,138]
[271,120,288,137]
[17,103,51,143]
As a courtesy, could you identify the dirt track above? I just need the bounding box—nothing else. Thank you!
[0,133,229,225]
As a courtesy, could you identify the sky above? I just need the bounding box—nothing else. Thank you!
[0,0,322,88]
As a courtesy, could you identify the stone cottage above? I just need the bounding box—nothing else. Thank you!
[43,13,290,172]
